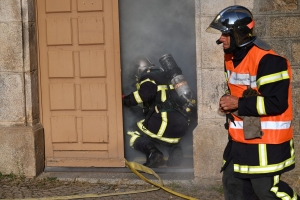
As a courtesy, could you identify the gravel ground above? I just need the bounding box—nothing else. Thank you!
[0,170,299,200]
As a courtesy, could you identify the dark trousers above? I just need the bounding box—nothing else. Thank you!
[223,160,297,200]
[133,133,180,156]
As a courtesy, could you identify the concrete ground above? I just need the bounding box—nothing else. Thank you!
[0,164,300,200]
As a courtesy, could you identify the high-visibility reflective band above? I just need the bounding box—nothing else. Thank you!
[271,175,297,199]
[290,139,295,158]
[135,78,157,91]
[227,71,258,87]
[127,131,140,147]
[135,83,140,90]
[250,75,257,88]
[137,119,180,144]
[133,91,143,103]
[257,70,290,89]
[257,96,266,115]
[157,112,168,137]
[230,121,292,130]
[140,78,156,85]
[157,85,174,90]
[229,72,250,85]
[157,85,174,102]
[234,156,295,174]
[225,71,230,81]
[258,144,268,166]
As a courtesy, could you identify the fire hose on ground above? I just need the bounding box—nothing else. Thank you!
[13,159,198,200]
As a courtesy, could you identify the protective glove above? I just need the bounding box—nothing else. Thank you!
[122,95,131,107]
[234,87,263,140]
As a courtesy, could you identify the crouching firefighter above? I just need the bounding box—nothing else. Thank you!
[123,55,196,168]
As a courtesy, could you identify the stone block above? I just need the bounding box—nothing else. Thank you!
[201,17,224,69]
[292,82,300,131]
[0,73,25,125]
[200,0,234,16]
[193,119,227,181]
[0,22,23,72]
[0,0,21,21]
[202,69,227,119]
[25,70,40,126]
[293,135,300,170]
[253,16,267,38]
[23,22,38,72]
[292,41,300,65]
[235,0,254,10]
[0,124,44,177]
[22,0,36,22]
[270,16,300,37]
[268,39,291,61]
[256,0,297,12]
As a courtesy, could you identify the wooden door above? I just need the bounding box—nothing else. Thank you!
[36,0,124,167]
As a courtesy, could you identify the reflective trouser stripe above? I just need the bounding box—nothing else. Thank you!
[270,175,298,200]
[127,131,140,147]
[137,120,180,144]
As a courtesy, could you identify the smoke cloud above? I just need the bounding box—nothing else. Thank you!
[119,0,197,167]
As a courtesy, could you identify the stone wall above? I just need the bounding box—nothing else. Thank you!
[0,0,44,177]
[194,0,300,183]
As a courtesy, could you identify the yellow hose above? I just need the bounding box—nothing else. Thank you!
[11,159,198,200]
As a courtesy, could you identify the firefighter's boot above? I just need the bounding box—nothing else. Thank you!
[167,146,183,166]
[143,147,165,168]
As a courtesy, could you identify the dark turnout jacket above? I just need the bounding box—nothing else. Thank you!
[124,71,189,143]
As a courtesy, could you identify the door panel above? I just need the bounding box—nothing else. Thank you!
[36,0,124,167]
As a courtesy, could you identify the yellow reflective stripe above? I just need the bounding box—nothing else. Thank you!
[159,87,167,102]
[290,139,295,157]
[225,71,229,81]
[157,85,174,102]
[157,85,174,90]
[157,112,167,137]
[222,159,226,167]
[234,156,295,174]
[271,175,296,200]
[257,96,266,115]
[133,91,143,103]
[140,78,156,85]
[137,120,180,144]
[135,83,140,90]
[127,131,140,147]
[257,70,289,89]
[259,144,268,166]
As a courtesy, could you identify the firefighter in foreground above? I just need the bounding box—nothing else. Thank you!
[206,5,299,199]
[123,54,196,168]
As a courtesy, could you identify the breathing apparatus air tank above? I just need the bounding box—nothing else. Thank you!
[159,54,196,114]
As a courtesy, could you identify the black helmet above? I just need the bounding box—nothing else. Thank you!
[206,5,256,47]
[133,56,163,81]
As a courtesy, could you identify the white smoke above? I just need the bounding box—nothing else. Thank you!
[119,0,197,167]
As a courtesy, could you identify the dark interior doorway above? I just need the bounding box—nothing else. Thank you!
[119,0,197,172]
